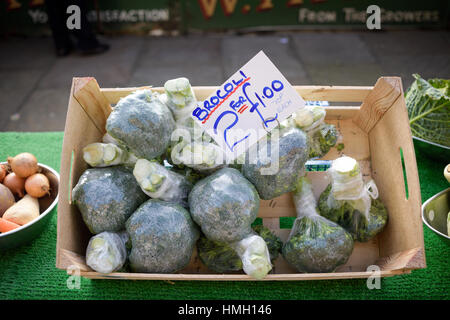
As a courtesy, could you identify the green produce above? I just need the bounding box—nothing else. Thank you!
[317,156,388,242]
[83,143,137,167]
[406,74,450,147]
[197,234,273,279]
[318,185,388,242]
[282,177,354,273]
[171,141,225,173]
[189,167,260,242]
[133,159,192,207]
[163,77,197,119]
[282,105,338,159]
[126,199,199,273]
[72,166,147,234]
[233,234,272,279]
[252,225,282,261]
[106,89,175,161]
[197,235,243,273]
[197,225,282,273]
[242,127,308,200]
[86,231,129,274]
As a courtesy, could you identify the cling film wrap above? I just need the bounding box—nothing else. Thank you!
[133,159,192,207]
[171,141,226,173]
[85,231,128,274]
[232,234,272,280]
[163,77,198,121]
[282,176,354,273]
[82,143,138,168]
[326,157,379,220]
[294,105,326,133]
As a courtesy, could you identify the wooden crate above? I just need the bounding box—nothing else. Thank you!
[55,76,426,280]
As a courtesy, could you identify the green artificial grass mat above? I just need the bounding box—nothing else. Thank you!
[0,132,448,300]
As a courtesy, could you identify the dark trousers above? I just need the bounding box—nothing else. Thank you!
[45,0,99,50]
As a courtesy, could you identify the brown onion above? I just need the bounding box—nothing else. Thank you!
[8,153,39,178]
[25,173,50,198]
[0,165,6,183]
[3,173,25,198]
[0,183,15,217]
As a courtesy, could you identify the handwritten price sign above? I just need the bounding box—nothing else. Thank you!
[191,51,306,160]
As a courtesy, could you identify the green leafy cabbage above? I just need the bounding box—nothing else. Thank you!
[406,74,450,147]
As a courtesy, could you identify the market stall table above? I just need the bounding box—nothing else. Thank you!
[0,132,448,299]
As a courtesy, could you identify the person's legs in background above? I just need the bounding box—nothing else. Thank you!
[45,0,109,56]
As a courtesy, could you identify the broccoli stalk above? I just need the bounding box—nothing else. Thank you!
[85,231,129,274]
[163,77,198,120]
[317,156,388,242]
[83,142,137,167]
[232,235,272,280]
[326,156,372,220]
[171,141,225,173]
[197,225,281,278]
[287,105,338,159]
[133,159,192,207]
[282,176,354,273]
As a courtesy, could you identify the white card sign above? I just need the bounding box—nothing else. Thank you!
[190,51,306,160]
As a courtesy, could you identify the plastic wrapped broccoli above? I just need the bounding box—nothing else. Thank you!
[171,141,226,173]
[283,105,338,159]
[133,159,192,207]
[282,177,354,273]
[197,225,282,273]
[72,166,147,234]
[189,168,260,242]
[159,78,223,171]
[126,199,199,273]
[189,168,272,279]
[317,156,388,242]
[241,127,308,200]
[163,77,197,120]
[83,143,137,168]
[86,231,129,274]
[106,89,175,161]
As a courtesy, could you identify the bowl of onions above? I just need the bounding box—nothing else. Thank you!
[0,153,59,250]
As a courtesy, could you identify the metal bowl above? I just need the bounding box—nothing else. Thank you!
[422,187,450,246]
[0,163,59,251]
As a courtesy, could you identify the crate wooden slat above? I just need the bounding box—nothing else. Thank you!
[56,77,425,281]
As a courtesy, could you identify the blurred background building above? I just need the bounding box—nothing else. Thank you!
[1,0,449,131]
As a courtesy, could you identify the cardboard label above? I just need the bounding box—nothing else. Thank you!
[190,51,306,160]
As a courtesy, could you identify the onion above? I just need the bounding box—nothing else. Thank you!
[0,183,15,217]
[0,165,6,183]
[25,173,50,198]
[8,153,39,178]
[3,173,25,198]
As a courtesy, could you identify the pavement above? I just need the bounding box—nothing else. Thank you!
[0,30,449,131]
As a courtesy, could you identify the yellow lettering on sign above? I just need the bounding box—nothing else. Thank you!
[7,0,22,10]
[198,0,218,19]
[30,0,45,6]
[257,0,274,11]
[220,0,238,16]
[287,0,303,6]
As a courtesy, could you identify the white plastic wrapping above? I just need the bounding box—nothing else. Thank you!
[292,176,319,218]
[163,77,198,121]
[82,142,137,167]
[232,235,272,280]
[294,105,326,132]
[133,158,192,206]
[85,231,128,274]
[171,141,225,172]
[326,156,379,220]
